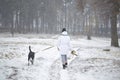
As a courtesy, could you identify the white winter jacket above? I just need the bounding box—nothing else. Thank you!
[57,31,72,55]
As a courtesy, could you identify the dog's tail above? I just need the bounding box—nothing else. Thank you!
[29,46,32,52]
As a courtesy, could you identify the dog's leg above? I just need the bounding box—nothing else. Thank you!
[28,56,30,66]
[31,59,34,65]
[28,60,30,66]
[31,56,34,65]
[32,60,33,65]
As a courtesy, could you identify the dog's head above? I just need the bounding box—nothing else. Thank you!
[71,50,76,54]
[71,50,78,56]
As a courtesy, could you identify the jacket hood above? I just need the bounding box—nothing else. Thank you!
[61,31,68,35]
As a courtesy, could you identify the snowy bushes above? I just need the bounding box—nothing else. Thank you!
[0,52,22,59]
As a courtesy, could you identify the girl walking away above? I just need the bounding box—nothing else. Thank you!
[57,28,72,69]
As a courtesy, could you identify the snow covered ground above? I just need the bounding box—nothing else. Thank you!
[0,33,120,80]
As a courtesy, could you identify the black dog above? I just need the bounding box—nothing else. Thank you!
[28,46,35,66]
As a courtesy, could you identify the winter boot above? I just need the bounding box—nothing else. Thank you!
[65,62,68,68]
[63,64,66,69]
[65,62,67,66]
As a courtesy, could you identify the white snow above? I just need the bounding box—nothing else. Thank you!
[0,33,120,80]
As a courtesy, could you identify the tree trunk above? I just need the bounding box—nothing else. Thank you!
[35,17,39,33]
[87,12,91,40]
[110,13,119,47]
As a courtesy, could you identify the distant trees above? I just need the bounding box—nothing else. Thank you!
[0,0,57,34]
[0,0,84,35]
[77,0,120,47]
[0,0,119,47]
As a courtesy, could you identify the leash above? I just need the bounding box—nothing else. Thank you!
[41,46,54,51]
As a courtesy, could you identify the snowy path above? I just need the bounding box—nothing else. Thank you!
[0,36,120,80]
[49,48,78,80]
[49,58,71,80]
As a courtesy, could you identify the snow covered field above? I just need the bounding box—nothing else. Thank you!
[0,33,120,80]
